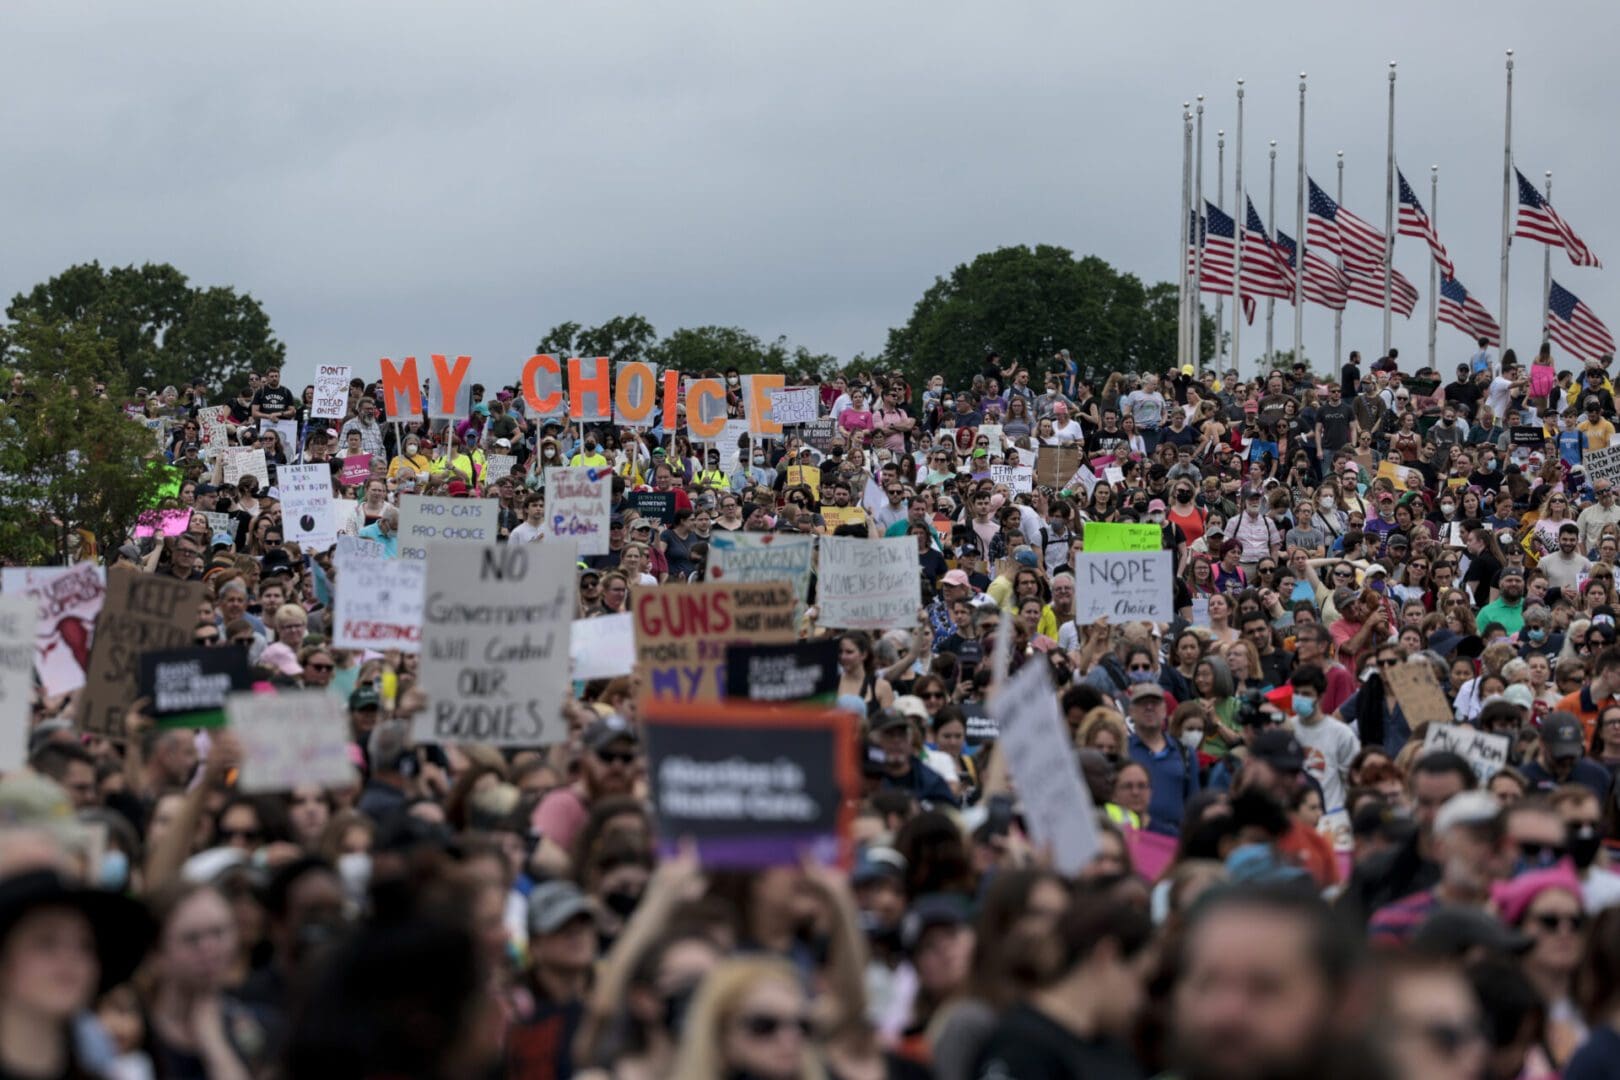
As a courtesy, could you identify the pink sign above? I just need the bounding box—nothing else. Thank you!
[341,454,372,487]
[1123,827,1177,883]
[134,509,192,539]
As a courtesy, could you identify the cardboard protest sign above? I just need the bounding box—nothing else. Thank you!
[1036,447,1082,489]
[706,532,815,621]
[340,454,372,487]
[785,464,821,497]
[977,423,1003,450]
[426,354,474,420]
[990,465,1034,494]
[642,699,856,868]
[570,612,636,681]
[768,387,819,426]
[685,377,727,440]
[1065,464,1099,495]
[1423,723,1511,782]
[333,546,424,652]
[543,467,612,555]
[311,364,352,420]
[816,536,921,630]
[819,505,867,531]
[397,495,499,560]
[231,691,356,794]
[137,647,251,728]
[223,448,269,488]
[627,491,676,527]
[1,564,105,698]
[725,640,839,703]
[1585,444,1620,486]
[335,532,387,561]
[1084,522,1161,552]
[993,659,1100,876]
[417,543,575,745]
[78,569,208,736]
[634,581,796,702]
[279,464,338,552]
[1072,550,1174,623]
[1384,661,1455,731]
[802,419,839,451]
[134,509,192,539]
[484,454,516,484]
[567,356,613,421]
[0,596,37,772]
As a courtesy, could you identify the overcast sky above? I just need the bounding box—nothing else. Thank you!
[3,1,1615,388]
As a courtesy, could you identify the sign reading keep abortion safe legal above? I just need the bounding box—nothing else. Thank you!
[1072,550,1174,623]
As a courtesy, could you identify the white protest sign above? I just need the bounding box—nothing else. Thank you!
[1066,464,1099,495]
[333,549,423,652]
[543,466,612,555]
[1073,550,1174,623]
[993,658,1100,876]
[570,612,636,681]
[0,563,105,698]
[817,536,921,630]
[198,406,229,456]
[1104,465,1125,485]
[223,448,269,488]
[418,543,576,745]
[706,532,816,620]
[719,419,750,474]
[311,364,352,420]
[1423,723,1511,782]
[0,595,38,772]
[231,691,356,794]
[977,423,1003,450]
[484,454,516,484]
[335,533,388,562]
[203,512,235,541]
[278,464,337,551]
[991,464,1034,493]
[1586,444,1620,486]
[767,387,819,426]
[141,417,166,449]
[397,495,499,560]
[266,418,299,459]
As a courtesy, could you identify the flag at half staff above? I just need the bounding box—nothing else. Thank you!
[1306,178,1387,276]
[1188,202,1257,323]
[1547,280,1615,362]
[1438,276,1501,347]
[1345,266,1417,318]
[1275,231,1348,312]
[1241,197,1295,302]
[1515,169,1601,268]
[1397,169,1455,279]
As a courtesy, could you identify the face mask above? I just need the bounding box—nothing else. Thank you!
[1569,823,1602,870]
[1133,501,1149,514]
[1484,461,1498,473]
[1294,695,1318,719]
[1180,729,1204,751]
[1440,502,1455,514]
[405,444,418,455]
[1320,496,1335,510]
[1527,627,1548,643]
[1128,669,1156,684]
[585,441,598,452]
[662,982,699,1036]
[603,889,642,919]
[99,850,129,891]
[1176,490,1192,503]
[1148,513,1165,525]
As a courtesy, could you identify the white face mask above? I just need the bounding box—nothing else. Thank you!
[1180,729,1204,751]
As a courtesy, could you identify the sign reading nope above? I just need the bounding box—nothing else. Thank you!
[1072,550,1174,623]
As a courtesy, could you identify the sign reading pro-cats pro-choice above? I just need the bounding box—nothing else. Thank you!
[397,495,499,560]
[417,543,576,746]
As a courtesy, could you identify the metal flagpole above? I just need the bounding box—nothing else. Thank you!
[1194,96,1205,374]
[1542,171,1553,338]
[1500,49,1514,351]
[1267,139,1277,362]
[1334,151,1344,366]
[1294,73,1306,368]
[1179,104,1194,368]
[1427,166,1439,368]
[1233,79,1245,381]
[1382,61,1397,358]
[1216,131,1226,362]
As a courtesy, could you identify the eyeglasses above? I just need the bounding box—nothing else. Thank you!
[737,1013,813,1040]
[1128,664,1154,673]
[595,749,636,766]
[306,663,334,673]
[1531,911,1586,934]
[920,691,946,700]
[220,827,262,843]
[1377,657,1400,668]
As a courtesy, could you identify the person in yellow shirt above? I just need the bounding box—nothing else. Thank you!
[569,432,609,468]
[387,434,432,479]
[1579,398,1617,451]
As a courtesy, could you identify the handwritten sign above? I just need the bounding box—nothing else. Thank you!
[232,691,356,794]
[417,543,575,745]
[333,546,424,652]
[819,505,867,531]
[1073,550,1173,623]
[280,464,337,552]
[634,581,796,702]
[718,419,750,474]
[223,448,269,488]
[785,464,821,498]
[1036,447,1082,489]
[78,569,207,736]
[198,406,229,455]
[0,596,37,772]
[1385,660,1456,731]
[706,532,815,621]
[543,467,612,555]
[1585,444,1620,486]
[1084,522,1161,552]
[1,564,105,698]
[994,658,1100,876]
[484,454,516,484]
[768,387,820,426]
[570,612,637,681]
[397,495,499,560]
[816,536,921,630]
[340,454,372,487]
[311,364,352,420]
[134,509,192,539]
[990,464,1034,493]
[1423,723,1511,782]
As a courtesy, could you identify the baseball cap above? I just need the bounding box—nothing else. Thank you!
[1433,791,1503,835]
[349,685,381,712]
[901,893,971,951]
[869,708,911,734]
[446,480,469,497]
[1129,683,1166,703]
[583,715,639,752]
[527,880,597,936]
[1147,499,1166,513]
[495,438,512,448]
[1412,906,1531,957]
[893,695,929,723]
[1250,729,1305,771]
[1542,712,1585,759]
[941,569,970,588]
[1013,548,1038,568]
[852,846,907,886]
[1500,684,1536,712]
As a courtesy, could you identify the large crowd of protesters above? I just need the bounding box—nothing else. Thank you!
[9,340,1620,1079]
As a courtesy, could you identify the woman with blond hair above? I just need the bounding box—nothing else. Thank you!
[1075,708,1128,760]
[671,956,826,1080]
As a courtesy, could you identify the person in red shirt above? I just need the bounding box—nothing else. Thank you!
[1235,729,1339,889]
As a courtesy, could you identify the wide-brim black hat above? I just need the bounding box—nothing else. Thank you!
[0,870,156,992]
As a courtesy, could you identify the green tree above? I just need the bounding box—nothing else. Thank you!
[649,326,841,383]
[2,262,285,394]
[881,245,1215,390]
[0,313,166,564]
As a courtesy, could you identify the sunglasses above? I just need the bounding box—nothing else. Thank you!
[307,663,334,672]
[920,691,946,700]
[220,828,262,843]
[1531,911,1586,934]
[737,1013,813,1039]
[1128,664,1154,673]
[595,750,636,766]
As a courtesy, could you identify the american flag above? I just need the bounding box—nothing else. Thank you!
[1397,169,1455,279]
[1242,197,1295,301]
[1437,276,1500,347]
[1275,231,1347,311]
[1306,178,1387,274]
[1516,169,1602,268]
[1187,202,1256,322]
[1344,266,1417,318]
[1547,280,1615,361]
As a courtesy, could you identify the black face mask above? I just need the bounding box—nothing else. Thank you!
[1176,490,1192,503]
[603,889,642,919]
[662,982,699,1036]
[1569,823,1602,869]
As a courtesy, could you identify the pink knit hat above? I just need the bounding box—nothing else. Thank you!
[1492,861,1583,927]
